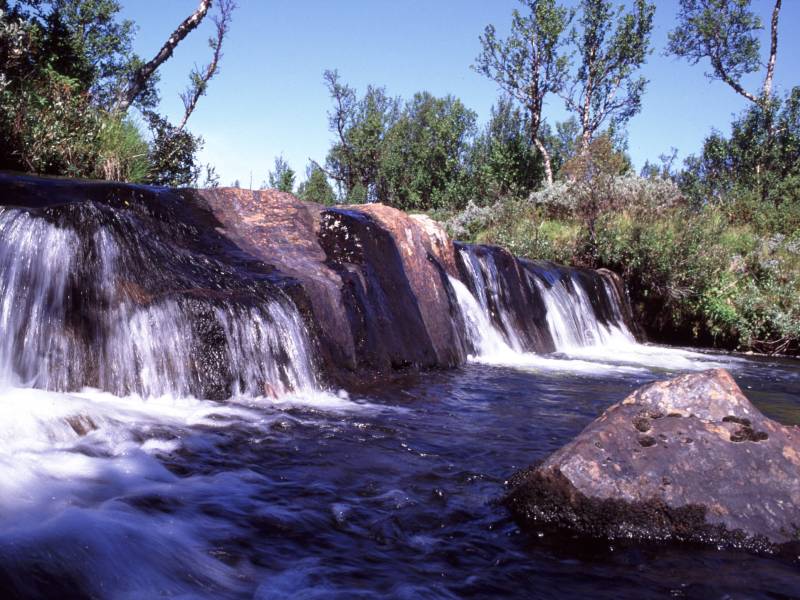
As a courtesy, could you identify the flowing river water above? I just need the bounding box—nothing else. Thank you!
[0,206,797,598]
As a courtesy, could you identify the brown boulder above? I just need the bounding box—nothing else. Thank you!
[194,190,467,381]
[506,369,800,553]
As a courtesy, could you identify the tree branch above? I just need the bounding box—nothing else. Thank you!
[711,55,758,104]
[177,0,235,131]
[115,0,213,113]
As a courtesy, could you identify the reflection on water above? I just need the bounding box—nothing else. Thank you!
[0,347,797,598]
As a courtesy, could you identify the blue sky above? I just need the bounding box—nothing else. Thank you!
[121,0,800,188]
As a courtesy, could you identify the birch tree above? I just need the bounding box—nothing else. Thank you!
[667,0,782,105]
[564,0,655,156]
[474,0,572,187]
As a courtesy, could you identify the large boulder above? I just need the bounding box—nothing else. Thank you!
[197,188,468,381]
[505,369,800,553]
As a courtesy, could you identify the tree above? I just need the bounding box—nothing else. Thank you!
[560,133,631,262]
[469,97,544,201]
[321,69,398,201]
[681,86,800,216]
[145,112,203,187]
[265,155,295,193]
[0,1,230,184]
[667,0,782,105]
[380,92,477,210]
[474,0,571,186]
[564,0,655,155]
[297,163,336,205]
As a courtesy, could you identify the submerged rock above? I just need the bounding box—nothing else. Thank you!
[505,369,800,553]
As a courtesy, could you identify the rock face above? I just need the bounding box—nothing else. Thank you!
[0,175,472,389]
[196,188,468,382]
[506,369,800,553]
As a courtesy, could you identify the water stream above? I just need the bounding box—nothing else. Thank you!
[0,207,797,598]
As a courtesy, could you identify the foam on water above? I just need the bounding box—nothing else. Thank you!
[0,380,386,598]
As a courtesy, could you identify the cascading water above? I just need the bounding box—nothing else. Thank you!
[453,243,639,358]
[456,245,527,351]
[451,243,735,373]
[525,265,636,351]
[0,207,318,398]
[448,276,517,359]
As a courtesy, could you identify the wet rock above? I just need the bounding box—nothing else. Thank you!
[505,369,800,553]
[197,188,471,381]
[0,175,471,390]
[350,204,465,367]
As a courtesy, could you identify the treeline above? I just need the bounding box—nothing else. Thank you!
[286,0,654,208]
[0,0,235,187]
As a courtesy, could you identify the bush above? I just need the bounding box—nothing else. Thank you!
[94,116,150,183]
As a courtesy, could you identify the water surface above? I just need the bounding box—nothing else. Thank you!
[0,348,797,599]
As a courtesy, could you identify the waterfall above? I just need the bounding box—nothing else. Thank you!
[455,246,527,351]
[526,265,636,352]
[0,207,318,398]
[452,244,636,360]
[448,276,517,359]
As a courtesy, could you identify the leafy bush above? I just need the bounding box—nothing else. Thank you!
[94,115,150,183]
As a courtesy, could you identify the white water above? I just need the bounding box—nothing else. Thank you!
[452,248,737,374]
[457,247,526,351]
[0,208,318,397]
[530,270,635,351]
[0,207,355,596]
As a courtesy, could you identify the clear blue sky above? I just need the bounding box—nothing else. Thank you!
[120,0,800,188]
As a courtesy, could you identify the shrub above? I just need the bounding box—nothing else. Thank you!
[94,116,150,183]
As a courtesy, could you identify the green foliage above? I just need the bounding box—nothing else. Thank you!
[473,0,572,181]
[94,114,149,182]
[468,98,544,202]
[0,64,102,175]
[297,163,336,205]
[380,92,476,211]
[322,72,477,210]
[681,87,800,231]
[0,1,213,184]
[266,155,295,193]
[323,70,398,201]
[594,207,799,354]
[144,112,203,187]
[667,0,763,100]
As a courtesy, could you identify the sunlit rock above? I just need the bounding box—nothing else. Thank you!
[505,368,800,553]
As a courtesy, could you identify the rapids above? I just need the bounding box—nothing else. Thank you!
[0,201,796,598]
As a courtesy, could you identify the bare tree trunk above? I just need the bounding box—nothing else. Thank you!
[762,0,781,99]
[534,137,553,187]
[579,77,593,156]
[115,0,213,113]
